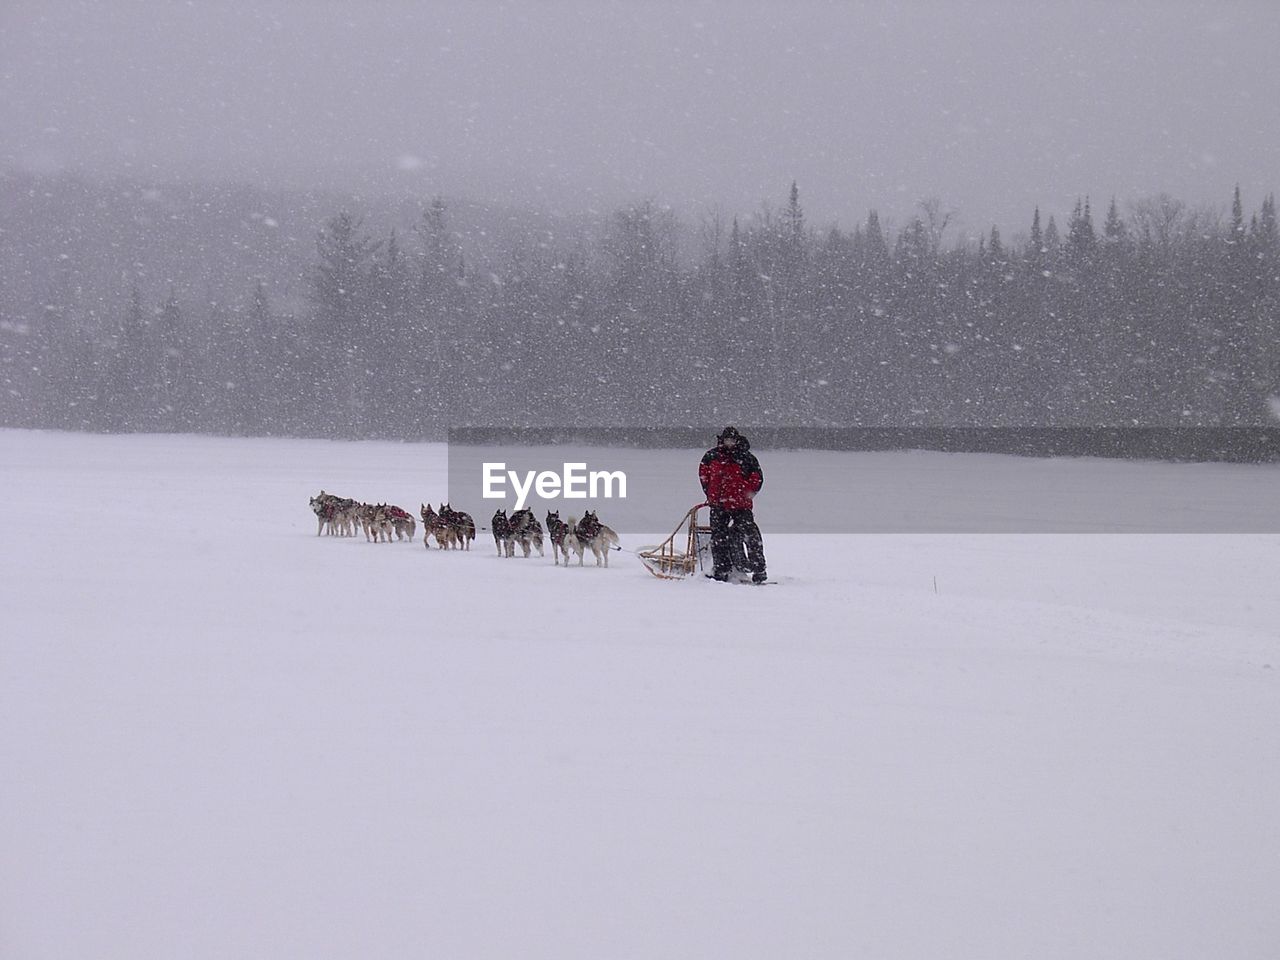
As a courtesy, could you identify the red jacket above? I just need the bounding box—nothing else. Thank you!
[699,442,763,510]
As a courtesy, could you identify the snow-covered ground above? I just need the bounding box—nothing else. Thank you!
[2,428,1277,960]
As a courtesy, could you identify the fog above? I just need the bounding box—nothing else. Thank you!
[4,0,1278,234]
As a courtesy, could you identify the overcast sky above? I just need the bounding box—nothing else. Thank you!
[3,0,1278,237]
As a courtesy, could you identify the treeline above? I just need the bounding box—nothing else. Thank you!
[2,182,1279,443]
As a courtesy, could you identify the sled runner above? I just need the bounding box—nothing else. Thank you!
[637,503,714,580]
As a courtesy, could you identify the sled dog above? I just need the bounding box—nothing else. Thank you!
[440,503,476,551]
[564,510,620,567]
[421,504,456,549]
[309,493,334,535]
[384,504,416,542]
[491,509,514,556]
[310,491,359,536]
[508,508,545,558]
[361,502,388,542]
[546,510,570,566]
[361,503,414,543]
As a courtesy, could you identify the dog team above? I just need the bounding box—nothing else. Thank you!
[309,491,416,542]
[310,491,619,566]
[488,508,619,567]
[419,503,478,551]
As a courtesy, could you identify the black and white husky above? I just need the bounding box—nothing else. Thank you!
[508,508,544,558]
[440,503,476,551]
[546,510,570,565]
[421,503,456,549]
[492,509,513,556]
[564,511,620,567]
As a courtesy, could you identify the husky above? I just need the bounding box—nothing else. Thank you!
[508,508,544,558]
[310,491,359,536]
[491,509,513,556]
[335,501,362,537]
[384,504,416,542]
[310,493,334,535]
[374,504,396,542]
[564,510,620,567]
[546,510,570,566]
[421,503,456,549]
[364,503,394,542]
[358,503,413,543]
[440,503,476,551]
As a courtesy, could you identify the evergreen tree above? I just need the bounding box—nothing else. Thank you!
[863,210,890,268]
[155,289,196,431]
[364,229,416,436]
[1067,196,1097,264]
[1229,184,1247,249]
[204,299,243,434]
[242,281,275,434]
[310,212,381,435]
[987,225,1005,263]
[101,284,156,431]
[1258,194,1278,251]
[1043,216,1061,258]
[416,198,464,432]
[778,181,808,315]
[1104,197,1127,243]
[1221,187,1262,423]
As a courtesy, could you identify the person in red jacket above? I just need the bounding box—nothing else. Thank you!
[698,426,767,583]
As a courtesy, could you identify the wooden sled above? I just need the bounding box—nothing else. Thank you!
[637,503,712,580]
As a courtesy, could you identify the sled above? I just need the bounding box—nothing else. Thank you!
[637,503,713,580]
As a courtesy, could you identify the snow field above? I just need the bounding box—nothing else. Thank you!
[1,429,1277,960]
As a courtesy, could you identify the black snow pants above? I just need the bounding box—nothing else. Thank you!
[709,506,766,579]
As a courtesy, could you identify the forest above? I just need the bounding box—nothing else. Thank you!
[3,174,1278,452]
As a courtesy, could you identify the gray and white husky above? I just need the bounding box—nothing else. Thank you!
[564,511,620,567]
[364,503,394,542]
[310,491,359,536]
[360,503,415,543]
[383,504,416,542]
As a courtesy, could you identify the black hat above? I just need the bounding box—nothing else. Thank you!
[717,425,741,441]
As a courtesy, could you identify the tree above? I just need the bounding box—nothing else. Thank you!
[1220,187,1264,424]
[918,197,953,259]
[1256,194,1278,252]
[155,289,197,431]
[1067,196,1097,264]
[100,284,158,431]
[986,225,1005,264]
[241,281,276,434]
[1229,184,1247,250]
[777,181,808,315]
[310,212,381,434]
[1103,197,1127,244]
[863,210,890,270]
[363,229,416,436]
[1043,215,1061,258]
[415,197,464,432]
